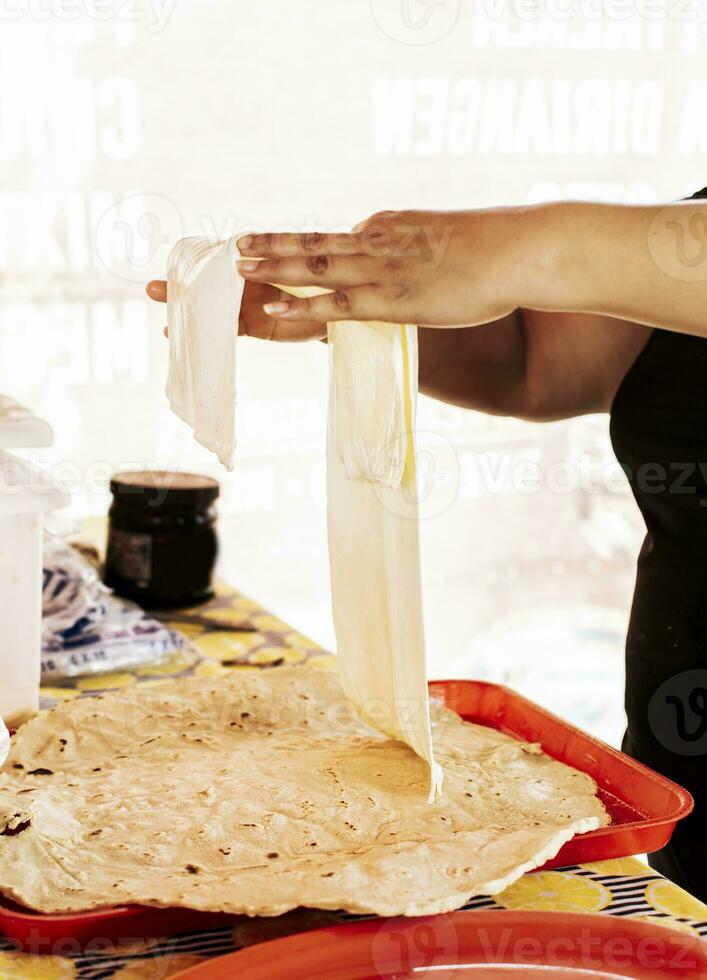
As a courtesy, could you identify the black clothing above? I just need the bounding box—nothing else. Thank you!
[610,187,707,899]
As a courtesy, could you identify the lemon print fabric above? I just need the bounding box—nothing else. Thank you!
[252,613,290,631]
[0,952,77,978]
[193,631,266,661]
[581,857,647,876]
[200,606,253,628]
[39,686,81,702]
[75,672,137,692]
[645,879,707,921]
[248,646,307,666]
[494,871,612,913]
[633,912,700,935]
[284,631,323,651]
[134,648,200,678]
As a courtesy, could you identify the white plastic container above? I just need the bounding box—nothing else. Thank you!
[0,399,68,727]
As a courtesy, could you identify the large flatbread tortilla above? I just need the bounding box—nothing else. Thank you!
[0,668,608,917]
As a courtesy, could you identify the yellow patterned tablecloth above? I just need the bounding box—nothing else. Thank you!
[3,584,706,979]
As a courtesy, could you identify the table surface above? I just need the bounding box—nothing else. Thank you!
[3,583,707,979]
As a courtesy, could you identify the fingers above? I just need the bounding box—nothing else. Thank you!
[240,283,326,341]
[146,280,167,303]
[262,317,329,342]
[263,285,392,324]
[237,253,379,288]
[237,231,360,258]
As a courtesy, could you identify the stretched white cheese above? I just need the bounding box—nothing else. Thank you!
[326,319,443,801]
[166,237,242,470]
[330,322,408,488]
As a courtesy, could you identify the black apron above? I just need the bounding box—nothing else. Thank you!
[610,187,707,899]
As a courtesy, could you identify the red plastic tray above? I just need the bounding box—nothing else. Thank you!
[428,679,694,868]
[171,910,707,979]
[0,680,694,953]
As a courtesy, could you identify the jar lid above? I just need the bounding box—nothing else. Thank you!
[110,470,220,508]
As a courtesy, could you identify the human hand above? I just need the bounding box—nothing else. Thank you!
[236,208,528,327]
[145,278,326,341]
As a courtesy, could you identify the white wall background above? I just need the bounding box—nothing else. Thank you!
[1,0,706,744]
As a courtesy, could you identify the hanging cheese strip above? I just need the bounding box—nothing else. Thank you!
[166,237,242,470]
[280,285,442,800]
[327,320,443,800]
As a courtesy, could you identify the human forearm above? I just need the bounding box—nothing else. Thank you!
[518,200,707,337]
[418,313,528,415]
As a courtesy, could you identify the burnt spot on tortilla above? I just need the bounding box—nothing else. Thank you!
[185,864,200,874]
[219,847,231,856]
[240,712,250,719]
[266,852,279,859]
[321,872,334,877]
[59,738,67,745]
[11,764,23,770]
[88,829,103,837]
[1,816,31,837]
[27,768,53,776]
[92,767,102,772]
[310,842,318,847]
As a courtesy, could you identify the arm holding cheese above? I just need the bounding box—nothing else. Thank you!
[151,198,692,423]
[234,200,707,417]
[237,202,707,336]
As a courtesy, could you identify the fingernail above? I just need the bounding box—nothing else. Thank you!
[263,301,291,316]
[237,260,260,273]
[238,235,253,249]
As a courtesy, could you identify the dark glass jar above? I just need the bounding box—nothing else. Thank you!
[104,471,219,609]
